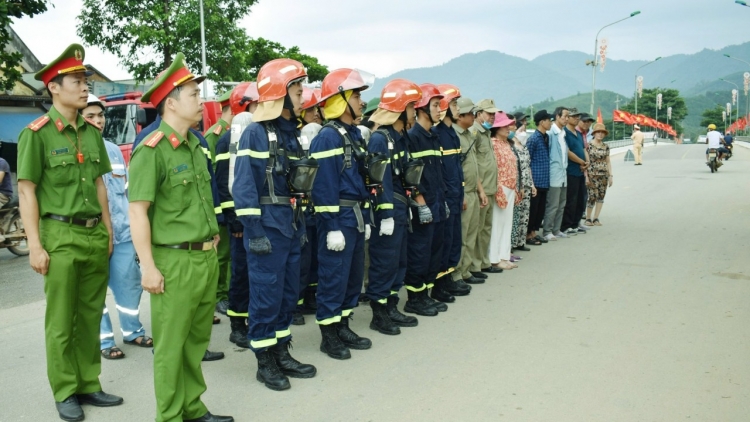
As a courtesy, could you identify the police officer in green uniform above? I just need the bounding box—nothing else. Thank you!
[204,90,232,316]
[17,43,124,422]
[128,53,233,422]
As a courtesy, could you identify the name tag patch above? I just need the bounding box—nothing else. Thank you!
[51,147,69,156]
[172,164,189,173]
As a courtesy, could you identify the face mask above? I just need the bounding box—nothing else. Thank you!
[508,131,516,140]
[482,121,492,130]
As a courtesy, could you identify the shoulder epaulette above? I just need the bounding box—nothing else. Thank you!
[213,125,223,135]
[27,115,50,132]
[143,131,165,148]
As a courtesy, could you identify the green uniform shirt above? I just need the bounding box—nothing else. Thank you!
[471,121,498,195]
[128,121,219,245]
[204,118,229,170]
[454,125,478,194]
[16,105,112,218]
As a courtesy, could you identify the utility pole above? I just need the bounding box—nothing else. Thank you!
[614,96,621,140]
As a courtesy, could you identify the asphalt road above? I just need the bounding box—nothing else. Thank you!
[1,143,749,421]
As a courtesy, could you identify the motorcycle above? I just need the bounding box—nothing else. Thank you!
[724,144,733,160]
[0,196,29,256]
[707,148,721,173]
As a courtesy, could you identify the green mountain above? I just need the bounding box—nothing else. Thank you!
[512,90,631,120]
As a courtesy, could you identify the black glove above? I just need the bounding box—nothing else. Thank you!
[248,236,272,255]
[229,217,244,235]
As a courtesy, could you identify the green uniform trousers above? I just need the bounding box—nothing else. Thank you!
[474,195,493,270]
[215,225,230,303]
[151,246,218,422]
[455,193,480,281]
[41,218,109,402]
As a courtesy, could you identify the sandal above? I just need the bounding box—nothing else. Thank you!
[101,347,125,360]
[124,335,153,348]
[526,237,542,246]
[584,219,594,226]
[213,316,221,325]
[593,219,602,226]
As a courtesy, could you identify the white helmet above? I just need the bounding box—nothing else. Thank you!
[86,94,106,110]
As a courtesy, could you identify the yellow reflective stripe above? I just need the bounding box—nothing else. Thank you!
[341,309,353,317]
[411,150,441,158]
[316,315,342,325]
[310,148,344,159]
[309,283,318,287]
[221,201,235,209]
[236,208,261,216]
[377,298,388,304]
[215,152,230,161]
[376,203,394,210]
[214,206,222,214]
[436,267,455,279]
[237,149,270,159]
[276,329,291,338]
[390,290,399,296]
[314,206,340,213]
[363,202,370,209]
[426,282,434,289]
[250,337,277,349]
[287,155,299,160]
[405,284,426,292]
[201,147,211,158]
[442,148,461,155]
[227,310,248,317]
[297,298,304,305]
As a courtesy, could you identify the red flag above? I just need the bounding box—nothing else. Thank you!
[597,108,604,124]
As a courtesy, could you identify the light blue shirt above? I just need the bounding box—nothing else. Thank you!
[548,123,569,188]
[103,140,131,244]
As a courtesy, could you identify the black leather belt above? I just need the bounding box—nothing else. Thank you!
[157,240,214,251]
[45,213,101,228]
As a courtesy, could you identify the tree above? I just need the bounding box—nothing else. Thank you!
[1,0,49,91]
[700,105,725,128]
[620,88,687,135]
[76,0,328,86]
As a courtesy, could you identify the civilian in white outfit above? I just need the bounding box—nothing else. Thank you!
[488,112,520,270]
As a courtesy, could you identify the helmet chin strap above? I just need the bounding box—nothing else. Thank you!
[419,106,439,124]
[283,93,299,119]
[338,90,358,123]
[446,107,457,123]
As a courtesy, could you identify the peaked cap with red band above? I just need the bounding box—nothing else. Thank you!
[141,52,206,106]
[35,43,93,85]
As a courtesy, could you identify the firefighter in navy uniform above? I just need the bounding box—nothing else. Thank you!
[433,84,471,301]
[365,79,424,334]
[294,87,324,326]
[310,68,376,359]
[214,82,258,347]
[233,59,318,391]
[403,83,449,316]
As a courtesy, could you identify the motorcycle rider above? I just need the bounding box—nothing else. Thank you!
[706,124,728,164]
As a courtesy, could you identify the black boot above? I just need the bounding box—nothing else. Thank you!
[430,280,456,303]
[228,317,249,348]
[369,300,400,335]
[337,317,372,349]
[424,289,448,312]
[443,278,471,296]
[404,290,438,316]
[300,287,317,314]
[255,350,290,391]
[270,342,316,378]
[319,324,351,360]
[455,278,472,293]
[291,310,305,326]
[386,296,418,327]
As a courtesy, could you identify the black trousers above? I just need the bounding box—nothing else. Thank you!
[562,175,586,232]
[527,187,548,233]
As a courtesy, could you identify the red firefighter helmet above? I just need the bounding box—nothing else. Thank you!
[319,68,370,102]
[229,82,259,115]
[416,83,444,109]
[256,58,307,103]
[301,87,321,110]
[378,79,423,113]
[437,84,461,112]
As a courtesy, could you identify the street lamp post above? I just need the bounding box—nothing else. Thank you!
[634,57,661,115]
[719,78,740,128]
[590,11,642,115]
[736,1,749,7]
[722,54,750,134]
[199,0,208,99]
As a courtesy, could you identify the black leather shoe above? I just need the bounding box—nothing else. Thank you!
[454,278,472,293]
[202,350,225,362]
[228,317,250,348]
[184,411,235,421]
[425,295,448,312]
[291,311,305,326]
[56,396,84,421]
[470,271,488,279]
[463,276,486,285]
[215,299,229,315]
[481,267,503,274]
[430,286,455,303]
[76,391,123,407]
[404,291,438,316]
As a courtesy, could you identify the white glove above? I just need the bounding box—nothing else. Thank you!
[365,225,371,241]
[326,230,346,251]
[379,217,395,236]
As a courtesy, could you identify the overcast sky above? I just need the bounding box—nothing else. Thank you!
[11,0,750,81]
